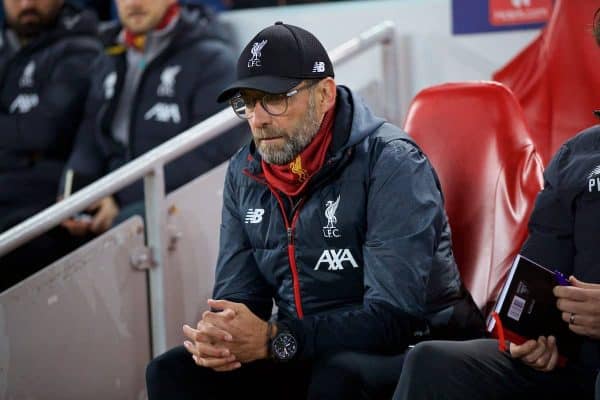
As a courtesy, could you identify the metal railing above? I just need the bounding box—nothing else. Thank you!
[0,20,400,356]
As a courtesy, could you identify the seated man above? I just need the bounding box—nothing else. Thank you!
[146,22,484,400]
[61,0,245,236]
[0,0,101,289]
[393,13,600,400]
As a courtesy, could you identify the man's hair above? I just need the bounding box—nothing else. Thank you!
[594,8,600,46]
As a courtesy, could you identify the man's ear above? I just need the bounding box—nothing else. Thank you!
[316,77,337,113]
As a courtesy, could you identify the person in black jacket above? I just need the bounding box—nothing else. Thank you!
[0,0,101,289]
[61,0,245,236]
[146,22,483,400]
[392,10,600,400]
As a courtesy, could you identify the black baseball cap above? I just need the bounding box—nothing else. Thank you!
[217,21,334,103]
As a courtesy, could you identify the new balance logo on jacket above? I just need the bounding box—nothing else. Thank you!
[245,209,265,224]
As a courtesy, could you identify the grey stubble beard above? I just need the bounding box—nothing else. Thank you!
[255,93,321,165]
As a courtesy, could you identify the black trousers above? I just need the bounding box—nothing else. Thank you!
[393,339,598,400]
[146,345,406,400]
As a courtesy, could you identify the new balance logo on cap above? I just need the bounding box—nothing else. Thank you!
[312,62,325,73]
[245,209,265,223]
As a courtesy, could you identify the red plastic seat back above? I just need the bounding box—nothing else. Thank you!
[493,0,600,165]
[404,81,544,313]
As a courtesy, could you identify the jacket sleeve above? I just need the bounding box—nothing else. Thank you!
[212,162,274,321]
[281,139,442,360]
[521,145,574,274]
[0,44,101,153]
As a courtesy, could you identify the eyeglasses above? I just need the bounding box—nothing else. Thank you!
[229,80,320,120]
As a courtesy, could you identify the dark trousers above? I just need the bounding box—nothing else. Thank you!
[146,345,406,400]
[393,339,598,400]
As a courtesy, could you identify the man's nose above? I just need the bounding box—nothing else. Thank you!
[248,101,272,127]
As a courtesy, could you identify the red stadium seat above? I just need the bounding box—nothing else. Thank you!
[493,0,600,165]
[403,81,544,314]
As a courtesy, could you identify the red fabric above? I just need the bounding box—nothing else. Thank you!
[124,3,180,51]
[262,108,334,197]
[492,312,506,351]
[404,81,544,314]
[493,0,600,165]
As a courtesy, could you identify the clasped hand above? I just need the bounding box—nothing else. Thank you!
[182,299,269,372]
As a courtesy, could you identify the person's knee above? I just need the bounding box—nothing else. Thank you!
[146,346,192,386]
[308,353,364,399]
[146,352,170,385]
[317,352,362,378]
[394,341,462,400]
[403,341,460,379]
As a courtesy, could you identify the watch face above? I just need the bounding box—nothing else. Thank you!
[272,332,297,361]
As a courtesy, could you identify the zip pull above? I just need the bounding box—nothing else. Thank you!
[287,227,294,245]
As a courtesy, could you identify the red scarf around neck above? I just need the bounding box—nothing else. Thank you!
[262,107,335,197]
[124,3,180,51]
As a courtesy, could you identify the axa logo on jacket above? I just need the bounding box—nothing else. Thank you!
[314,249,359,271]
[9,94,39,113]
[144,103,181,123]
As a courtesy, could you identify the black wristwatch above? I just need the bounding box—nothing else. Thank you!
[269,324,297,362]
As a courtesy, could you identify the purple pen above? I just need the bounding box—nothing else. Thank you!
[554,270,570,286]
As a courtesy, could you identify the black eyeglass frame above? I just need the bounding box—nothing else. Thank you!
[229,80,321,120]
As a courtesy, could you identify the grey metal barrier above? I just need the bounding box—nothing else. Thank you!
[0,20,401,357]
[0,217,149,400]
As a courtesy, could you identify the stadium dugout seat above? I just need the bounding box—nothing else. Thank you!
[403,81,544,315]
[493,0,600,166]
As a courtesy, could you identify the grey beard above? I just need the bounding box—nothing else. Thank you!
[259,137,307,165]
[257,94,322,165]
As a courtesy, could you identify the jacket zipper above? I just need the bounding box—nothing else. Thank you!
[274,193,305,319]
[243,169,306,318]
